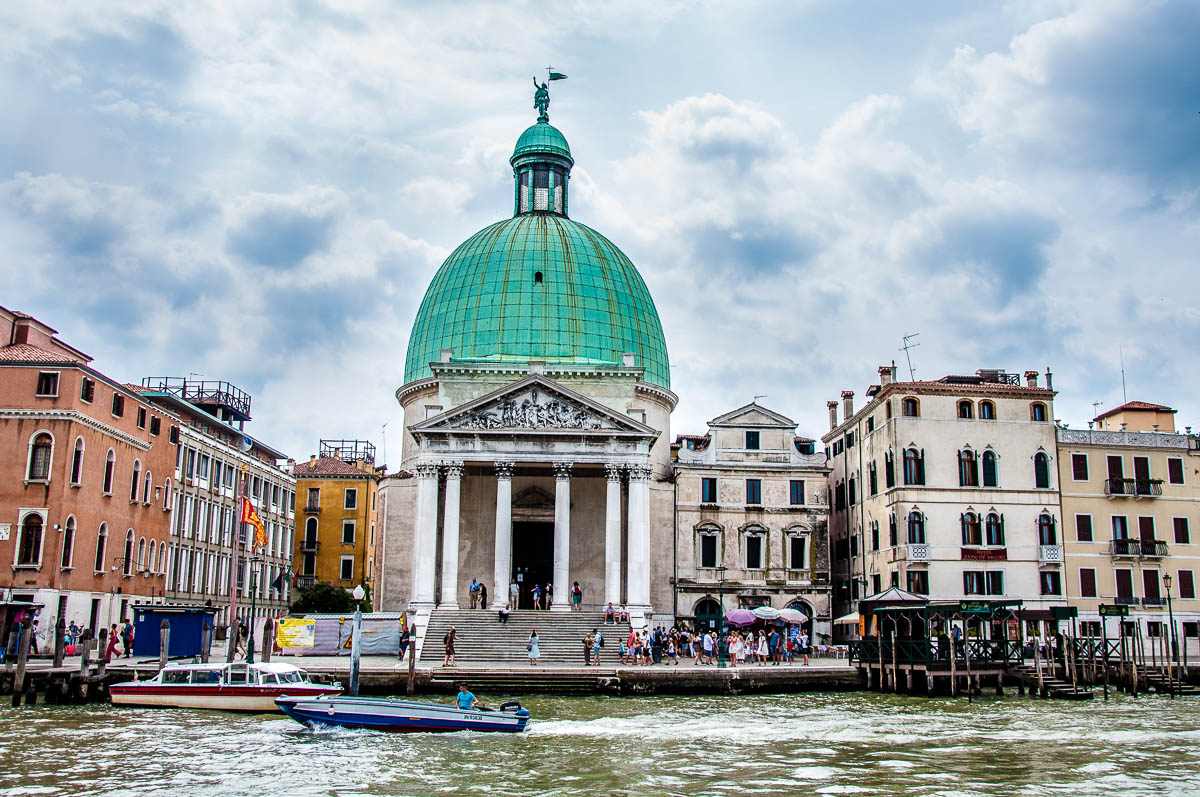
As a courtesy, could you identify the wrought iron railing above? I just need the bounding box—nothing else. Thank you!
[1105,477,1163,497]
[1110,539,1169,557]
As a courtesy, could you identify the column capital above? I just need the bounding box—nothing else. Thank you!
[626,463,652,482]
[553,461,573,480]
[443,462,464,479]
[604,463,624,483]
[494,461,515,480]
[414,462,440,479]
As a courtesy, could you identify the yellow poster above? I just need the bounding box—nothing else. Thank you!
[276,618,316,648]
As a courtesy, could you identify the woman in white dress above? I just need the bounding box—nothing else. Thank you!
[756,630,768,664]
[729,633,743,666]
[528,630,540,666]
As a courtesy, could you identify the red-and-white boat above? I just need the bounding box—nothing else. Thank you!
[110,661,341,712]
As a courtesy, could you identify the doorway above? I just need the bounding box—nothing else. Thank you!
[512,521,553,609]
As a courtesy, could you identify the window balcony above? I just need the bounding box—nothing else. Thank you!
[1038,544,1064,564]
[1105,478,1163,498]
[296,576,316,590]
[1112,539,1169,557]
[1142,540,1169,557]
[304,503,321,514]
[1114,596,1139,606]
[300,538,319,553]
[1142,597,1167,607]
[906,543,930,562]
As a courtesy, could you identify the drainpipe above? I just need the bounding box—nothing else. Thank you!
[672,467,679,621]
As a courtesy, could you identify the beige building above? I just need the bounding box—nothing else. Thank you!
[1058,401,1200,657]
[672,403,832,640]
[823,365,1062,637]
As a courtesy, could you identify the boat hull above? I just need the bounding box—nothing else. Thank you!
[110,684,341,712]
[276,695,531,733]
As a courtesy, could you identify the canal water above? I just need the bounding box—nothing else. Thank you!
[1,692,1198,795]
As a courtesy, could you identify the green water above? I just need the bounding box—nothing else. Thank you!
[1,692,1198,795]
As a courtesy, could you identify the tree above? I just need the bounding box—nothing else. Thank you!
[290,581,373,614]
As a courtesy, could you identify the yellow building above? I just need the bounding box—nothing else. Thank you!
[293,440,383,597]
[1057,402,1200,659]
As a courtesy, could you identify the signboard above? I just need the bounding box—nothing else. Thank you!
[1050,606,1078,619]
[276,618,316,648]
[1099,604,1129,617]
[1006,619,1021,641]
[959,600,992,614]
[961,548,1008,561]
[0,524,9,541]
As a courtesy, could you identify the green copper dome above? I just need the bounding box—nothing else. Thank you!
[511,121,573,164]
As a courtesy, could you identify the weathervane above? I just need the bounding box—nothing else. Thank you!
[533,66,567,122]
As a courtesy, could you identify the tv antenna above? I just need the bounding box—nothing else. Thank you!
[1092,401,1103,419]
[899,334,920,381]
[1119,346,1128,404]
[753,394,768,403]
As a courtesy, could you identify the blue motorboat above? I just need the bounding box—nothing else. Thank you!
[275,694,531,733]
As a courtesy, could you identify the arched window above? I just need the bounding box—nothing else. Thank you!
[61,515,76,569]
[907,510,925,544]
[130,459,141,502]
[15,513,44,566]
[158,543,167,574]
[884,450,895,488]
[902,398,920,417]
[961,511,982,546]
[143,470,153,504]
[958,449,979,487]
[958,400,974,419]
[979,401,996,420]
[1038,513,1057,545]
[94,523,108,572]
[985,512,1005,545]
[136,537,147,571]
[888,514,898,547]
[70,437,85,484]
[305,516,318,541]
[903,448,925,485]
[27,432,53,481]
[1034,452,1051,489]
[163,477,172,510]
[148,540,157,573]
[1031,402,1048,422]
[123,529,135,576]
[103,450,116,494]
[982,450,998,487]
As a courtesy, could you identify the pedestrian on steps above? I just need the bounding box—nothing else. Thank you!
[583,631,593,666]
[479,582,488,609]
[527,631,540,666]
[469,578,480,609]
[443,626,457,667]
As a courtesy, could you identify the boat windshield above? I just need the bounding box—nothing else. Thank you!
[277,670,305,684]
[162,670,191,684]
[191,669,222,684]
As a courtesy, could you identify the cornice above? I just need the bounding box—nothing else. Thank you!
[0,409,151,451]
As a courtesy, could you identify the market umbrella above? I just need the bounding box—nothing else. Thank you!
[779,608,808,624]
[724,608,756,627]
[752,606,782,621]
[833,611,860,625]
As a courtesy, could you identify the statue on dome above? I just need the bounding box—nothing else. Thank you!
[533,77,550,121]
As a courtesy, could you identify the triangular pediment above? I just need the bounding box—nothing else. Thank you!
[709,402,796,429]
[412,375,657,437]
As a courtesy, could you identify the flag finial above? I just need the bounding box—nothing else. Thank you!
[533,68,567,122]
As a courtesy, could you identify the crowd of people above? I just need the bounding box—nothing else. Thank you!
[604,624,812,667]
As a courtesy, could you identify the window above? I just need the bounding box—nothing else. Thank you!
[1034,452,1051,489]
[149,416,160,436]
[964,571,985,595]
[304,516,318,544]
[163,478,172,510]
[884,451,895,488]
[60,516,76,568]
[1037,513,1056,545]
[872,574,882,594]
[903,448,925,485]
[870,521,879,551]
[94,523,108,572]
[136,537,146,571]
[1115,568,1133,599]
[979,401,995,420]
[961,512,982,545]
[907,511,925,544]
[1040,571,1062,596]
[906,571,928,595]
[122,530,135,575]
[1065,455,1090,485]
[846,431,855,448]
[1076,515,1093,542]
[986,571,1004,595]
[1168,458,1185,485]
[142,470,153,504]
[1179,571,1196,600]
[307,488,320,510]
[789,535,807,569]
[1079,568,1097,598]
[36,371,60,396]
[344,488,358,510]
[957,400,973,419]
[902,398,919,417]
[866,416,875,434]
[745,431,760,450]
[1111,515,1129,540]
[80,377,95,403]
[1138,516,1155,543]
[136,407,147,429]
[699,532,718,568]
[342,520,355,545]
[835,480,846,511]
[848,476,857,506]
[868,462,877,496]
[789,480,805,505]
[701,477,717,503]
[1143,570,1161,601]
[111,393,125,418]
[1031,402,1047,422]
[15,513,44,567]
[70,437,84,484]
[888,514,898,547]
[130,459,141,502]
[982,450,998,487]
[148,540,157,573]
[340,555,354,581]
[745,479,761,505]
[1174,517,1190,544]
[169,425,179,445]
[958,449,979,487]
[745,533,764,569]
[986,513,1005,545]
[27,432,53,481]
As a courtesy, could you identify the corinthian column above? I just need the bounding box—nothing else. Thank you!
[438,463,463,608]
[604,464,623,605]
[490,462,515,609]
[551,461,572,611]
[411,462,440,606]
[625,462,652,608]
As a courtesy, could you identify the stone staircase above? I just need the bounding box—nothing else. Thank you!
[421,608,622,667]
[1007,664,1093,700]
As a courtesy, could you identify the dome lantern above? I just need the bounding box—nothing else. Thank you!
[511,79,573,217]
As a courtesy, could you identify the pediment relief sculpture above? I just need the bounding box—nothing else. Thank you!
[451,386,615,431]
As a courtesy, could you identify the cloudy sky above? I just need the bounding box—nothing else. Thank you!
[3,0,1198,465]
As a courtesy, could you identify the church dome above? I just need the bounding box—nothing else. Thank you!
[403,104,670,388]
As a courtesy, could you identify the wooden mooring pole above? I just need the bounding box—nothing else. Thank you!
[406,625,417,696]
[159,619,171,672]
[200,621,212,664]
[12,619,32,707]
[54,616,66,668]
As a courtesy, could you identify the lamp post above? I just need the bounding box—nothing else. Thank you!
[246,555,261,664]
[716,566,728,668]
[1164,572,1177,697]
[350,584,365,696]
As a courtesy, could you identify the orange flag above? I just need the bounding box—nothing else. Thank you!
[241,497,268,550]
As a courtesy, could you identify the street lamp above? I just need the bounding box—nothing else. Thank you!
[245,554,261,664]
[716,566,728,668]
[1164,572,1178,695]
[350,584,366,696]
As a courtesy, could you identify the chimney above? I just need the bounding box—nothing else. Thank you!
[1024,370,1039,388]
[309,454,317,467]
[841,390,854,420]
[878,365,894,386]
[1044,366,1053,391]
[827,400,839,430]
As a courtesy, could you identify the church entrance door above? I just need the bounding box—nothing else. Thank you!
[512,521,554,609]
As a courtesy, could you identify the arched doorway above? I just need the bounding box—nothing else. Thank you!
[694,598,721,631]
[786,599,814,638]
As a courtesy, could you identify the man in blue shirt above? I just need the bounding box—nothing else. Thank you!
[456,682,479,710]
[469,578,480,609]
